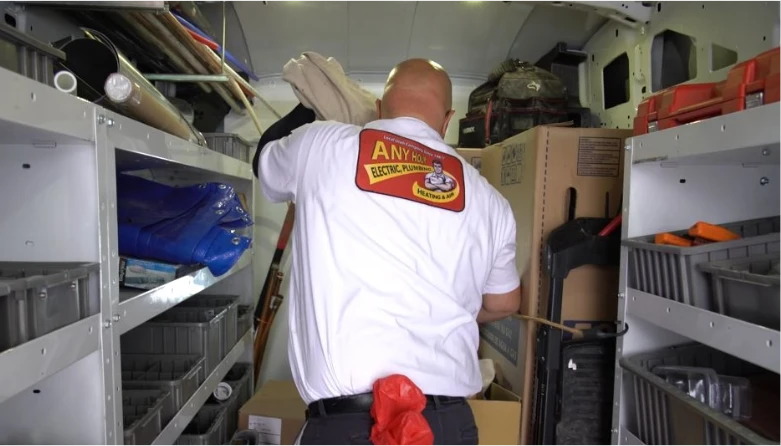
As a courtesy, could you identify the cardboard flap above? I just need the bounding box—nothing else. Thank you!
[468,400,522,445]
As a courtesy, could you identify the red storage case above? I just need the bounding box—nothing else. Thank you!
[634,47,780,136]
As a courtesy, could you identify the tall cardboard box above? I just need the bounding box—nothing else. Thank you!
[469,383,523,445]
[477,126,630,444]
[456,148,483,173]
[239,381,307,445]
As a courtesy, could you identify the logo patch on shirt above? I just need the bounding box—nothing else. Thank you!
[355,129,465,212]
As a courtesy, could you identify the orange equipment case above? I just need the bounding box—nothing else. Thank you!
[633,47,780,136]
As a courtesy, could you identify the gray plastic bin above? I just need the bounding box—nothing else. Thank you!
[624,217,779,311]
[122,354,206,419]
[0,21,65,87]
[237,305,251,338]
[176,405,228,445]
[212,363,252,438]
[178,294,240,353]
[204,133,252,163]
[621,343,773,445]
[121,307,227,376]
[0,262,99,353]
[699,253,780,330]
[123,388,174,445]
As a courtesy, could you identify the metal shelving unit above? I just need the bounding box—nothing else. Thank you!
[153,330,253,445]
[611,102,780,445]
[0,66,256,444]
[116,251,253,335]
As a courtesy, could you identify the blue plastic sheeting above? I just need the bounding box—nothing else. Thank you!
[117,174,253,276]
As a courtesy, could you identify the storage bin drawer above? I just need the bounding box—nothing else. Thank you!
[123,388,174,445]
[204,133,252,163]
[121,307,227,376]
[122,354,206,420]
[175,404,228,445]
[177,294,240,354]
[624,217,779,311]
[237,305,251,338]
[211,363,252,438]
[621,343,776,445]
[699,253,780,330]
[0,262,99,353]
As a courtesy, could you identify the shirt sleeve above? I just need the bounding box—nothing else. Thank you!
[257,124,313,203]
[252,103,316,178]
[483,200,521,294]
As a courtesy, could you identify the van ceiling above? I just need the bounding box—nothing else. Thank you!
[234,1,607,78]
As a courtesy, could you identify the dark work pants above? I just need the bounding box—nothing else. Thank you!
[299,397,479,445]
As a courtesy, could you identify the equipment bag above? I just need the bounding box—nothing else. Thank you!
[458,60,569,148]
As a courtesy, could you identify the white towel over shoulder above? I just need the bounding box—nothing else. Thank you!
[282,52,378,125]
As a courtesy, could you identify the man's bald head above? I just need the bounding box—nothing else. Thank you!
[377,59,455,138]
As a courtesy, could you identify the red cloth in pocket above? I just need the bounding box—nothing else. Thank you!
[370,375,434,445]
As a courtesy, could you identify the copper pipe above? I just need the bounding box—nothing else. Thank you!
[198,43,263,136]
[152,12,244,114]
[254,270,283,381]
[119,12,211,93]
[205,53,282,121]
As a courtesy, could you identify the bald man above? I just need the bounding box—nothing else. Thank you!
[257,59,521,445]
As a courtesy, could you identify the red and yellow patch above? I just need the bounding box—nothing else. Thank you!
[355,129,465,212]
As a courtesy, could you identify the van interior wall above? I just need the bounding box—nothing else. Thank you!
[584,1,779,129]
[223,74,482,386]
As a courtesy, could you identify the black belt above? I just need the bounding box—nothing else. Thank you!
[307,393,466,418]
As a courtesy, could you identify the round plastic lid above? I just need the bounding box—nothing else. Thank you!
[104,73,133,102]
[213,382,233,401]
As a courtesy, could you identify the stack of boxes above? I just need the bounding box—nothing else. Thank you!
[460,124,630,443]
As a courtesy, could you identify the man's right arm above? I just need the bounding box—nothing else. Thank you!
[478,287,521,323]
[479,201,522,323]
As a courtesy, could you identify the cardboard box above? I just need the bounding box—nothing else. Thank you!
[239,380,307,445]
[477,125,630,443]
[456,148,483,173]
[118,257,198,290]
[469,383,522,445]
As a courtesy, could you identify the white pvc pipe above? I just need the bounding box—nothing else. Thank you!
[54,70,77,95]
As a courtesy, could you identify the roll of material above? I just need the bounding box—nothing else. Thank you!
[104,72,203,145]
[54,70,77,95]
[59,30,206,146]
[170,97,196,124]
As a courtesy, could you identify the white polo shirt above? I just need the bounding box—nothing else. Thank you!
[258,117,519,404]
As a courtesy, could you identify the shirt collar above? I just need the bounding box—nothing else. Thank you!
[365,117,444,142]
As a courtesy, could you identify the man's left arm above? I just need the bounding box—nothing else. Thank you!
[257,124,313,203]
[253,103,316,178]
